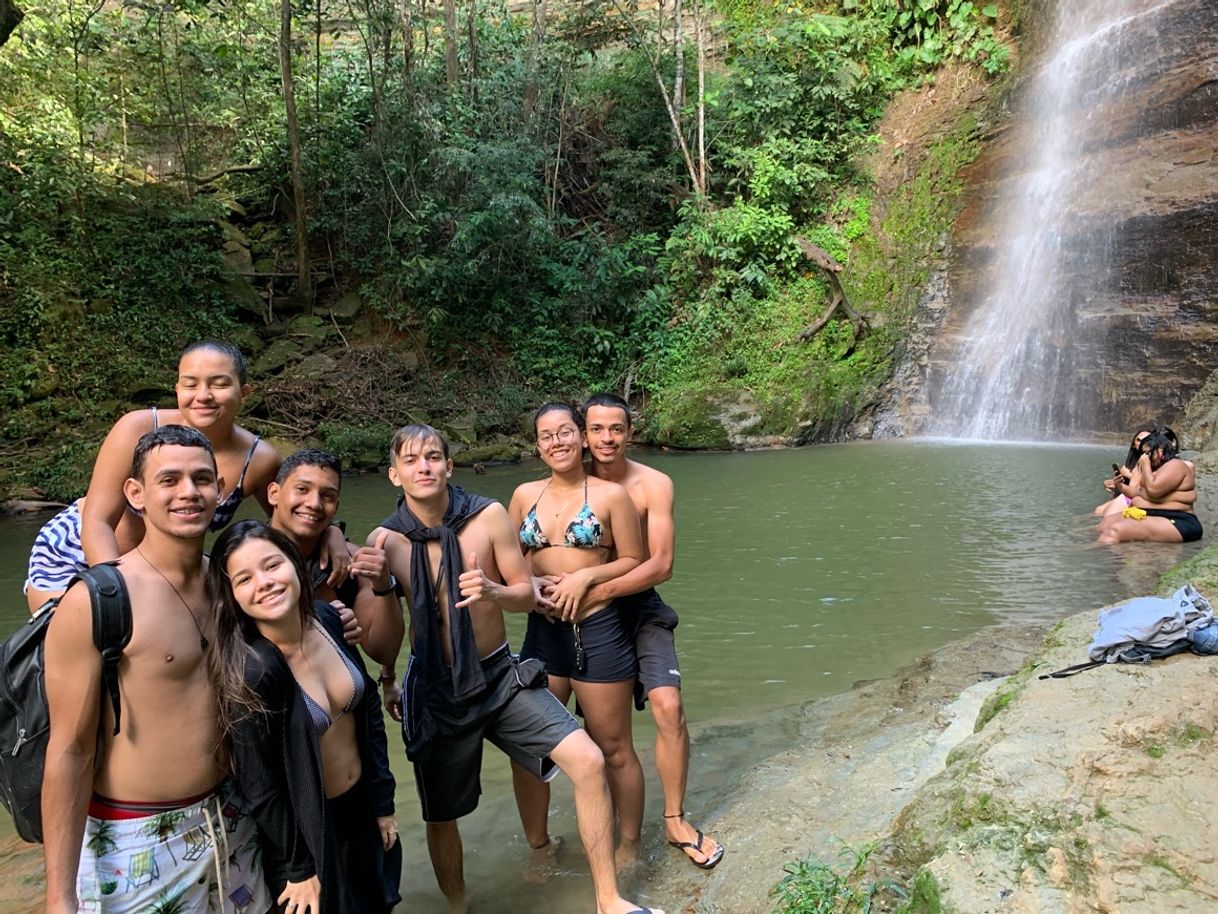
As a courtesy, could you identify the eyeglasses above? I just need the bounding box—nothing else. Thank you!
[538,426,579,447]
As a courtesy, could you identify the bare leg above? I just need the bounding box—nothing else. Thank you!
[549,731,666,914]
[1098,516,1185,545]
[25,585,63,615]
[572,678,644,869]
[512,675,572,849]
[649,686,721,865]
[426,820,470,914]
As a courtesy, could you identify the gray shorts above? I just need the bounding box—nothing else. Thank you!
[409,646,580,823]
[619,588,682,710]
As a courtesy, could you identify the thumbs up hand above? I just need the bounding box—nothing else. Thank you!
[456,551,497,610]
[352,530,393,595]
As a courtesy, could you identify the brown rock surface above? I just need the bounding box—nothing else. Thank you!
[922,0,1218,438]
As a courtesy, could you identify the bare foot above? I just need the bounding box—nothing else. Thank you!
[664,814,723,869]
[523,834,564,885]
[614,837,641,877]
[446,894,470,914]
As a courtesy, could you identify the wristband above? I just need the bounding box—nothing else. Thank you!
[378,669,397,684]
[373,574,398,597]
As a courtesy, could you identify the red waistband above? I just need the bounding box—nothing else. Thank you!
[88,786,219,821]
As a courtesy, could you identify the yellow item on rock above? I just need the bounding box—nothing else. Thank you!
[1122,506,1148,520]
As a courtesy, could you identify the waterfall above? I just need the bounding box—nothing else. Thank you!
[930,0,1178,441]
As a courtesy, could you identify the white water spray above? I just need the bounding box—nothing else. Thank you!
[931,0,1175,440]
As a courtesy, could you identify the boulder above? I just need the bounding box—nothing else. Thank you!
[252,338,306,376]
[451,441,524,466]
[329,291,363,323]
[285,314,331,351]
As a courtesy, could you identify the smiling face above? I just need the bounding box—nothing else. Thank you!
[388,432,452,501]
[124,443,220,539]
[268,463,341,544]
[224,537,302,628]
[535,407,585,473]
[175,347,249,432]
[583,404,632,468]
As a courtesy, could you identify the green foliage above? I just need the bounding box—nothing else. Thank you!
[842,0,1009,75]
[772,842,906,914]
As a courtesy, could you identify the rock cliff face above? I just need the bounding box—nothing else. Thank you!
[917,0,1218,440]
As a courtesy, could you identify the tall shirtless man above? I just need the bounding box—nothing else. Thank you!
[370,425,663,914]
[581,393,724,870]
[43,425,270,914]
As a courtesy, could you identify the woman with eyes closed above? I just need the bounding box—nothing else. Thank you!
[208,520,400,914]
[23,340,349,613]
[508,402,649,867]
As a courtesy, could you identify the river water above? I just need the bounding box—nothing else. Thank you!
[0,440,1196,911]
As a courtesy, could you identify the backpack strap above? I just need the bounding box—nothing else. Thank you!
[1038,660,1104,680]
[77,563,133,736]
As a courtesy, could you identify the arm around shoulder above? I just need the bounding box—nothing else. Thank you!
[80,410,154,564]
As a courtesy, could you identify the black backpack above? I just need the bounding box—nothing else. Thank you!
[0,563,132,843]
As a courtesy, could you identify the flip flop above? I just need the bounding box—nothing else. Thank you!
[668,828,725,870]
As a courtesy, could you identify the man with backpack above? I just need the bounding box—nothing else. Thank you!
[41,426,271,914]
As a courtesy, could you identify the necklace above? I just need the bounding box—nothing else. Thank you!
[541,478,582,519]
[136,547,209,650]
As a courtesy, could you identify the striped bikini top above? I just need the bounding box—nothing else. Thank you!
[299,622,365,737]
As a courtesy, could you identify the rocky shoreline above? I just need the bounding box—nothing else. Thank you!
[636,557,1218,914]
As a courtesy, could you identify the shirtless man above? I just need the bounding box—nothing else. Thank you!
[267,448,404,671]
[581,393,724,870]
[42,425,271,914]
[369,424,663,914]
[1098,428,1203,544]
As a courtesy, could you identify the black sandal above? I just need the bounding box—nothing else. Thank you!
[663,811,725,870]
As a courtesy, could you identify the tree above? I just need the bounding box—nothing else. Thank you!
[279,0,312,296]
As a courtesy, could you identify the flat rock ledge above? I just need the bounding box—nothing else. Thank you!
[641,608,1218,914]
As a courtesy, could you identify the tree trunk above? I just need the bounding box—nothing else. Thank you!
[521,0,547,121]
[279,0,312,296]
[443,0,458,85]
[695,0,706,194]
[466,0,478,98]
[795,238,869,341]
[0,0,22,49]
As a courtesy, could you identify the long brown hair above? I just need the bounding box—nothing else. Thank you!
[207,520,316,739]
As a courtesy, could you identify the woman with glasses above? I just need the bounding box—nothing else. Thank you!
[507,402,649,867]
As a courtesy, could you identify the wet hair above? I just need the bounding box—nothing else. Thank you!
[179,340,248,386]
[207,520,316,739]
[131,425,216,481]
[389,423,449,463]
[1161,426,1179,449]
[276,448,343,487]
[532,402,583,437]
[1123,424,1160,470]
[1141,429,1179,469]
[582,393,632,428]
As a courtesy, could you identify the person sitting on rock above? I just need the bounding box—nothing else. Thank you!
[1097,429,1202,544]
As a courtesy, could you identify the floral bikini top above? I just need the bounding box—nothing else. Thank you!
[519,479,605,550]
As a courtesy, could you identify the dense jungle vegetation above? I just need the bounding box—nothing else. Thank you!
[0,0,1013,498]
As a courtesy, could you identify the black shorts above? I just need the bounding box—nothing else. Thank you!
[619,588,682,710]
[521,603,637,683]
[408,646,580,823]
[1142,508,1204,542]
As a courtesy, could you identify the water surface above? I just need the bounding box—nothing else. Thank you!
[0,440,1193,910]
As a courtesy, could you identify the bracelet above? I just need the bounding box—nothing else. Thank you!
[378,669,397,685]
[373,574,398,597]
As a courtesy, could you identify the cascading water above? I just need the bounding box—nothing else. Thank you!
[930,0,1181,441]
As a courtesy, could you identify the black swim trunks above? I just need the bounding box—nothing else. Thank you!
[521,604,637,683]
[1141,508,1204,543]
[619,588,682,710]
[405,645,580,823]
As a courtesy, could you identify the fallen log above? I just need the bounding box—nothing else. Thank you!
[795,237,871,342]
